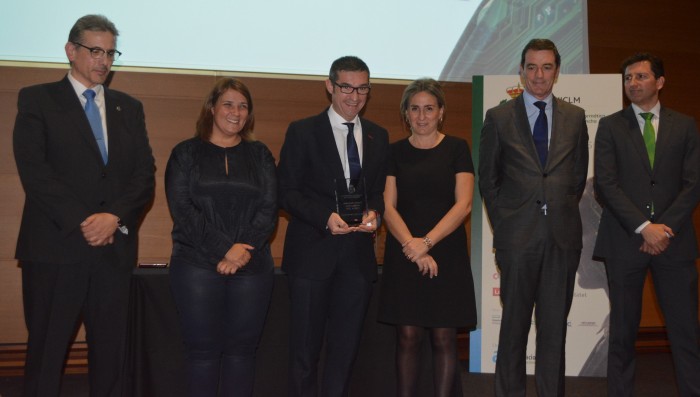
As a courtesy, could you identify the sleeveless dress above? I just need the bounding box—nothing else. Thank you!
[378,135,477,328]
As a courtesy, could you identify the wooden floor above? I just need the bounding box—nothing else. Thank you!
[0,343,88,377]
[0,326,668,378]
[0,352,681,397]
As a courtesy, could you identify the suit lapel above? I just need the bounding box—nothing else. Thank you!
[316,111,346,180]
[653,107,674,172]
[546,98,569,171]
[360,118,376,172]
[513,95,543,170]
[55,77,108,166]
[104,89,122,167]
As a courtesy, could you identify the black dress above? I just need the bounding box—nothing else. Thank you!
[378,135,477,328]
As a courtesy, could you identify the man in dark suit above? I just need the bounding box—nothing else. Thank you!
[12,14,155,397]
[594,53,700,397]
[277,55,389,397]
[479,38,589,397]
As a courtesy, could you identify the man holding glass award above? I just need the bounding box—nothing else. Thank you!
[277,55,389,397]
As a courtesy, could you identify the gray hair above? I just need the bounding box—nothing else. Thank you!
[68,14,119,43]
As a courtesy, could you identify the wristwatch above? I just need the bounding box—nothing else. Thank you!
[116,218,129,235]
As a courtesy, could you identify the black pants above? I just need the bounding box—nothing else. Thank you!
[287,270,373,397]
[22,260,132,397]
[169,261,274,397]
[494,242,581,397]
[606,254,700,397]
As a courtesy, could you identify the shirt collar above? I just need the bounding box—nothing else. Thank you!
[631,101,661,119]
[522,90,553,111]
[67,72,104,99]
[327,106,360,129]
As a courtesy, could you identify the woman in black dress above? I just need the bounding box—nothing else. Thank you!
[378,78,476,396]
[165,78,277,396]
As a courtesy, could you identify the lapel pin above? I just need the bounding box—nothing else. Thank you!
[116,106,122,111]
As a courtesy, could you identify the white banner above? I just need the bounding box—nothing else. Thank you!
[470,74,621,376]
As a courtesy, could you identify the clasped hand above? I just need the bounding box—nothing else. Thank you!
[81,213,119,246]
[402,238,437,278]
[217,243,254,275]
[640,223,674,255]
[326,211,378,235]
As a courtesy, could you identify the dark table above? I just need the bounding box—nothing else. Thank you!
[125,267,453,396]
[125,268,187,397]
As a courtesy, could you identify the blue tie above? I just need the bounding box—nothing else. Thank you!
[83,89,108,164]
[344,122,361,179]
[533,101,548,167]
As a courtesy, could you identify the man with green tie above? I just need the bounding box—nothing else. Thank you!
[594,53,700,397]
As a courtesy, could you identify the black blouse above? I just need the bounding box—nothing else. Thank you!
[165,137,277,273]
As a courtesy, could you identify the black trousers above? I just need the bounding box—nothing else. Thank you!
[494,240,581,397]
[21,260,131,397]
[287,267,373,397]
[606,253,700,397]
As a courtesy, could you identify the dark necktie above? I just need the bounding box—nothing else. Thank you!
[640,112,656,168]
[344,122,361,179]
[533,101,548,167]
[83,89,108,164]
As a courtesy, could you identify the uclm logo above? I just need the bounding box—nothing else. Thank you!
[492,287,500,296]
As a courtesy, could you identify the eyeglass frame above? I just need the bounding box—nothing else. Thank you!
[331,81,371,95]
[70,41,122,61]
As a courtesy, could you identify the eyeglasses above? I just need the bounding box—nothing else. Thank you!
[332,81,371,95]
[71,42,122,61]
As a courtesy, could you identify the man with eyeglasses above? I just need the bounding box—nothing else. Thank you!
[12,14,154,396]
[277,55,389,397]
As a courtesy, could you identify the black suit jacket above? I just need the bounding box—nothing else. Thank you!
[277,109,389,282]
[13,76,155,268]
[479,94,589,250]
[594,106,700,260]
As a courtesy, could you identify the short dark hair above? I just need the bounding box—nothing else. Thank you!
[195,78,255,142]
[329,56,370,83]
[520,38,561,68]
[400,78,446,130]
[68,14,119,43]
[621,52,665,79]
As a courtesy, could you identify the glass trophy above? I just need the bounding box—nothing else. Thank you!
[334,177,367,226]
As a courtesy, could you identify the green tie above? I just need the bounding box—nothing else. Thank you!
[640,112,656,167]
